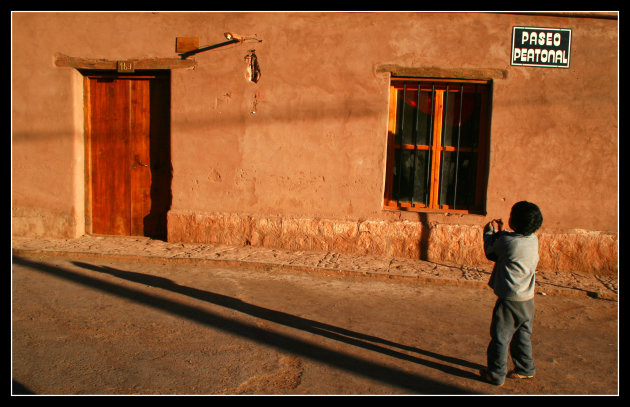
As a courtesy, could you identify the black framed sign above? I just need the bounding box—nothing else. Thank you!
[511,27,572,68]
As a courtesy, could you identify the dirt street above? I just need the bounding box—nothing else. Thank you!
[12,251,617,395]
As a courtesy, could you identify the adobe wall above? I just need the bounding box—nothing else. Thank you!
[12,12,618,275]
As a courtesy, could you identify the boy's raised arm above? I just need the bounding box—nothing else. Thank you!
[483,219,503,261]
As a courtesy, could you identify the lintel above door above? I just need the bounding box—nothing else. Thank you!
[54,53,196,71]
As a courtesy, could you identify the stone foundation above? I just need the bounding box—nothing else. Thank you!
[537,230,618,276]
[167,210,618,276]
[12,206,80,239]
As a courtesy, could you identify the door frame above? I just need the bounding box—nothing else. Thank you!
[82,69,172,238]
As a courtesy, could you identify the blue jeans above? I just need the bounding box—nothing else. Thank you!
[486,298,536,385]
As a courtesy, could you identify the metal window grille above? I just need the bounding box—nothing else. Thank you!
[388,79,489,213]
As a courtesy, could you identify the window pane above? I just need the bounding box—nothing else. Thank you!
[393,149,429,204]
[443,86,481,149]
[396,85,433,146]
[439,151,478,209]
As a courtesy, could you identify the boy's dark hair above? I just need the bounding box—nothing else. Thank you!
[510,201,543,235]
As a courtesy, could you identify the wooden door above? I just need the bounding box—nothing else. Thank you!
[85,72,171,238]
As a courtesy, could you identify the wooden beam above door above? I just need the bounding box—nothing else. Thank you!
[54,53,196,71]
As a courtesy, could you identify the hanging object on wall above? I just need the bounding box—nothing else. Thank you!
[244,49,261,83]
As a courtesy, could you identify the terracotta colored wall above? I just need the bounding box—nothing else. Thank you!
[12,12,617,274]
[167,12,618,232]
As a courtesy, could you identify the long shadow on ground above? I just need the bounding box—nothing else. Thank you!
[13,255,483,395]
[71,261,485,376]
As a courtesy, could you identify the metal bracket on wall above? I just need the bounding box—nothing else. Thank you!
[178,39,240,59]
[177,33,262,60]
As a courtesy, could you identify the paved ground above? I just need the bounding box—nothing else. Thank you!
[11,236,619,395]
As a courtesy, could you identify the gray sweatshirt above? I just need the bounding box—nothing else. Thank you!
[483,225,539,301]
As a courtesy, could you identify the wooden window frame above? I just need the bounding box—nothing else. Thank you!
[383,77,491,214]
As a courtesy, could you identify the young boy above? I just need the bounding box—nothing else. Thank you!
[480,201,543,386]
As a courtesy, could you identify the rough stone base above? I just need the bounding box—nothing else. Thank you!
[167,210,618,276]
[537,230,618,276]
[12,206,79,239]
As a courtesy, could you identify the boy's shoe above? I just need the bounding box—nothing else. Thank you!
[508,370,535,379]
[479,369,504,386]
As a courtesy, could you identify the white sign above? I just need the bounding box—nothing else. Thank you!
[511,27,572,68]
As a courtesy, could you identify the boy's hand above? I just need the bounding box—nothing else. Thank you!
[493,219,505,232]
[486,219,504,232]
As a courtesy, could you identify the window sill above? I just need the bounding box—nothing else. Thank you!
[383,200,484,215]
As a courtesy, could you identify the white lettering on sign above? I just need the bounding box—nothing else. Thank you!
[511,27,571,68]
[513,48,568,64]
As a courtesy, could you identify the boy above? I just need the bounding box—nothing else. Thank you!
[480,201,543,386]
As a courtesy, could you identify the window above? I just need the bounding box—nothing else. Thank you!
[384,78,492,214]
